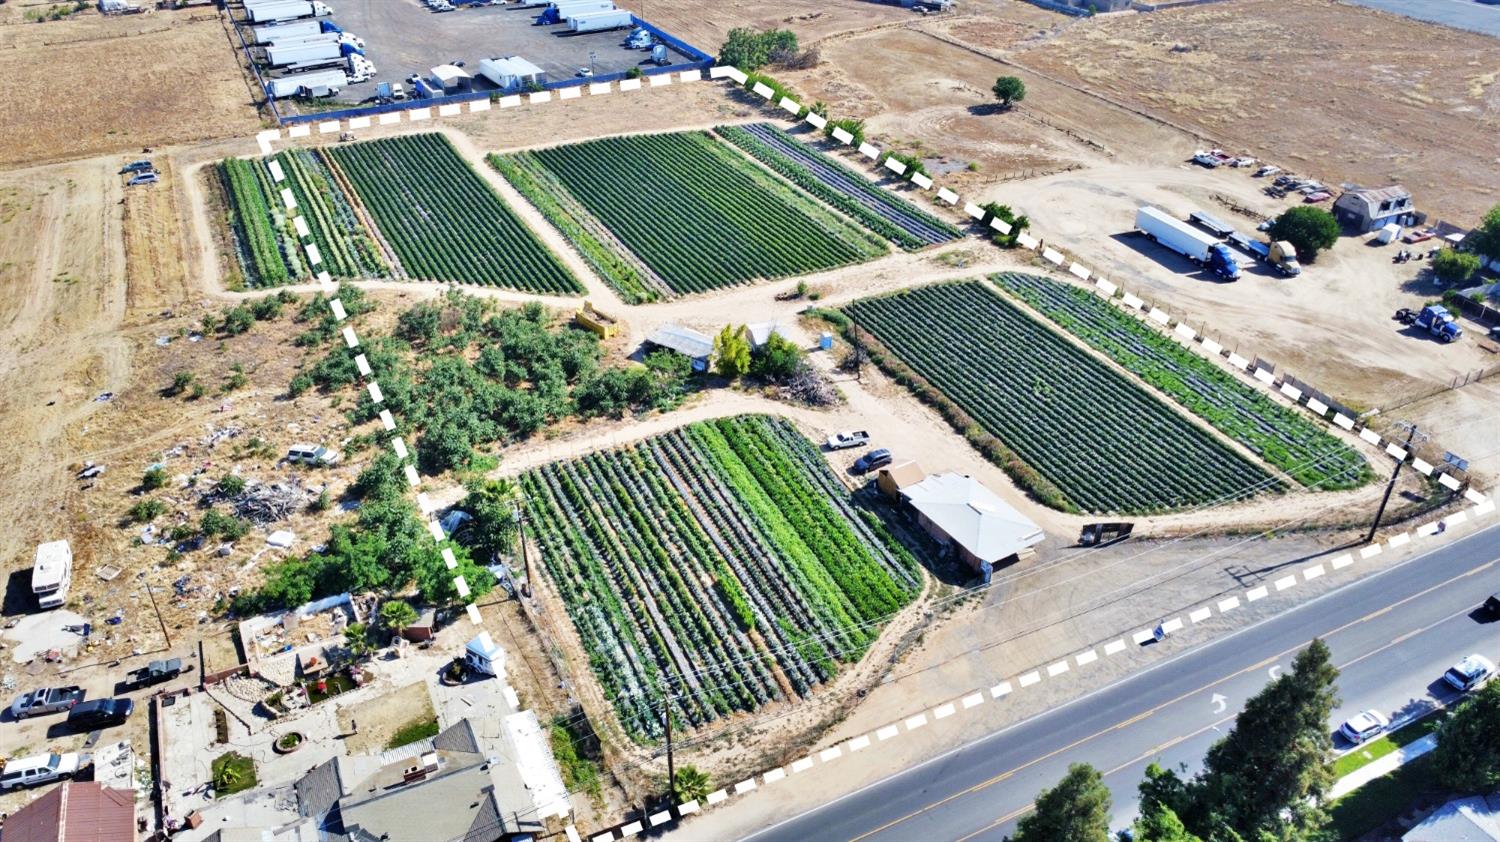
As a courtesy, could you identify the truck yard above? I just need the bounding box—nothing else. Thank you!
[0,0,1496,840]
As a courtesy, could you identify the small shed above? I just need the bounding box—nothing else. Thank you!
[901,473,1044,572]
[400,606,439,642]
[646,324,713,372]
[877,461,926,500]
[430,64,473,93]
[465,631,505,678]
[745,321,791,350]
[1333,185,1415,233]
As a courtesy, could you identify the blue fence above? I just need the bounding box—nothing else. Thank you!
[226,7,286,124]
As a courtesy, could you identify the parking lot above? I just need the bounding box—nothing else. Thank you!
[297,0,696,105]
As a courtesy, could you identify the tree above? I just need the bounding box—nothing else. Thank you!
[671,764,712,804]
[342,622,373,661]
[1012,763,1111,842]
[458,478,520,565]
[166,371,195,397]
[1432,247,1481,286]
[379,600,419,639]
[1267,206,1340,262]
[992,75,1026,108]
[1433,681,1500,793]
[981,202,1031,248]
[1465,203,1500,264]
[1181,638,1340,839]
[352,453,405,501]
[1133,797,1201,842]
[751,333,804,382]
[714,325,751,378]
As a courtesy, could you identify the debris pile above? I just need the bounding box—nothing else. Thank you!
[234,482,304,525]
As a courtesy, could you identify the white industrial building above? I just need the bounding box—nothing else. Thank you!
[429,64,473,93]
[478,56,545,92]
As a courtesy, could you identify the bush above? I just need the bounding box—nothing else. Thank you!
[878,151,928,184]
[250,296,283,321]
[222,305,254,336]
[141,466,169,491]
[129,499,167,523]
[751,332,804,382]
[166,371,195,397]
[216,474,247,497]
[352,453,405,501]
[719,28,798,71]
[981,202,1031,248]
[201,509,249,541]
[824,118,866,148]
[1432,248,1481,286]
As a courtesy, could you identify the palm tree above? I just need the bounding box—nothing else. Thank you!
[671,765,712,804]
[379,600,419,642]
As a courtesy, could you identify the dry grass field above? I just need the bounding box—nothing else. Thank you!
[0,6,261,168]
[1010,0,1500,223]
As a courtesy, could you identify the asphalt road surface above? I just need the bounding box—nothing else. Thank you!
[747,524,1500,842]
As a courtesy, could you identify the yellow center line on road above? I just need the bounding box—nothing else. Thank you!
[847,554,1500,842]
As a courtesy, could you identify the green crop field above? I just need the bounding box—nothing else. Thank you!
[326,134,581,294]
[219,157,296,286]
[273,149,387,280]
[520,415,921,740]
[525,131,886,296]
[991,272,1371,491]
[845,282,1277,514]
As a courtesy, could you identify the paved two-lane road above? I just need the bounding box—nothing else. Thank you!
[748,524,1500,842]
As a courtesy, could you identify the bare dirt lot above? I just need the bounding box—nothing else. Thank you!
[613,0,913,57]
[1008,0,1500,224]
[0,7,261,169]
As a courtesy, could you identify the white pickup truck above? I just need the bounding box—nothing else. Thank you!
[825,430,871,450]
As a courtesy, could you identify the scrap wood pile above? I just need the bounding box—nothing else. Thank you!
[233,481,306,525]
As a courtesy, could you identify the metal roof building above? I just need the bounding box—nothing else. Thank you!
[900,473,1044,571]
[646,324,714,371]
[3,781,135,842]
[1333,185,1416,233]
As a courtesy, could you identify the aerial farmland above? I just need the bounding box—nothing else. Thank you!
[0,2,1496,841]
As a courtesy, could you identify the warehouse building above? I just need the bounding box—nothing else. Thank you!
[1333,185,1417,233]
[900,473,1044,575]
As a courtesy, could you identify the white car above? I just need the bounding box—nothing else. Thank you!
[576,66,594,78]
[1338,710,1388,744]
[286,444,340,467]
[0,752,80,790]
[1444,654,1496,693]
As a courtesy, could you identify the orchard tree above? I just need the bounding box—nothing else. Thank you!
[1267,206,1340,262]
[1011,763,1111,842]
[992,75,1027,108]
[1465,203,1500,264]
[1433,681,1500,793]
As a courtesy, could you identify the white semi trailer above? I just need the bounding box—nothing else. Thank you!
[265,68,348,99]
[569,9,632,32]
[244,0,332,24]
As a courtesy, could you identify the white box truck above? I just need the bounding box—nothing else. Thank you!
[538,0,613,24]
[569,9,632,32]
[31,540,72,611]
[1135,206,1241,280]
[245,0,332,24]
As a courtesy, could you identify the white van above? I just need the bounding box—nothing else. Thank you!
[286,443,341,466]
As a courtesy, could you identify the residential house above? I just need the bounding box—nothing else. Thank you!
[900,473,1045,574]
[3,781,136,842]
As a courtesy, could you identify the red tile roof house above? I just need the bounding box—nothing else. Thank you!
[2,782,135,842]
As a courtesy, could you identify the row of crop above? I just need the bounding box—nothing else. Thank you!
[528,132,883,294]
[991,273,1373,491]
[717,123,926,249]
[326,134,582,294]
[488,151,664,304]
[275,150,387,279]
[845,283,1275,513]
[219,158,293,286]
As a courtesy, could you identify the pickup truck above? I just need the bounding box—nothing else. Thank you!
[825,431,871,450]
[10,686,85,719]
[123,658,184,691]
[0,752,80,790]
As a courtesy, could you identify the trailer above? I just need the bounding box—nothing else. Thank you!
[538,0,613,24]
[265,38,361,68]
[569,9,633,32]
[244,0,332,24]
[1188,210,1235,239]
[264,68,348,99]
[264,30,363,50]
[250,17,340,44]
[1135,206,1241,280]
[31,540,72,611]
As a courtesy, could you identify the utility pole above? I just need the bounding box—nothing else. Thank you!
[1367,421,1427,544]
[663,698,676,799]
[511,498,531,599]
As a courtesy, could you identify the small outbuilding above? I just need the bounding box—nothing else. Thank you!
[745,321,792,350]
[877,461,926,500]
[900,473,1044,573]
[1333,185,1416,233]
[430,64,473,94]
[478,56,545,92]
[646,324,714,372]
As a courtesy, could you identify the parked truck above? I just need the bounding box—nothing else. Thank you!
[1395,305,1463,343]
[244,0,332,24]
[538,0,614,24]
[265,31,364,50]
[1135,206,1241,280]
[122,659,185,691]
[31,540,72,611]
[1226,233,1302,276]
[1188,210,1236,239]
[569,9,633,32]
[250,16,340,44]
[10,686,85,719]
[264,68,348,99]
[265,37,362,68]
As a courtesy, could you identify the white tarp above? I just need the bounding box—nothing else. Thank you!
[505,710,572,820]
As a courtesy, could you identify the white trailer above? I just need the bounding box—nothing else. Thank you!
[265,31,363,52]
[478,56,545,91]
[31,540,72,611]
[251,18,322,44]
[568,8,632,32]
[265,68,348,98]
[1135,206,1241,280]
[244,0,332,24]
[265,38,352,68]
